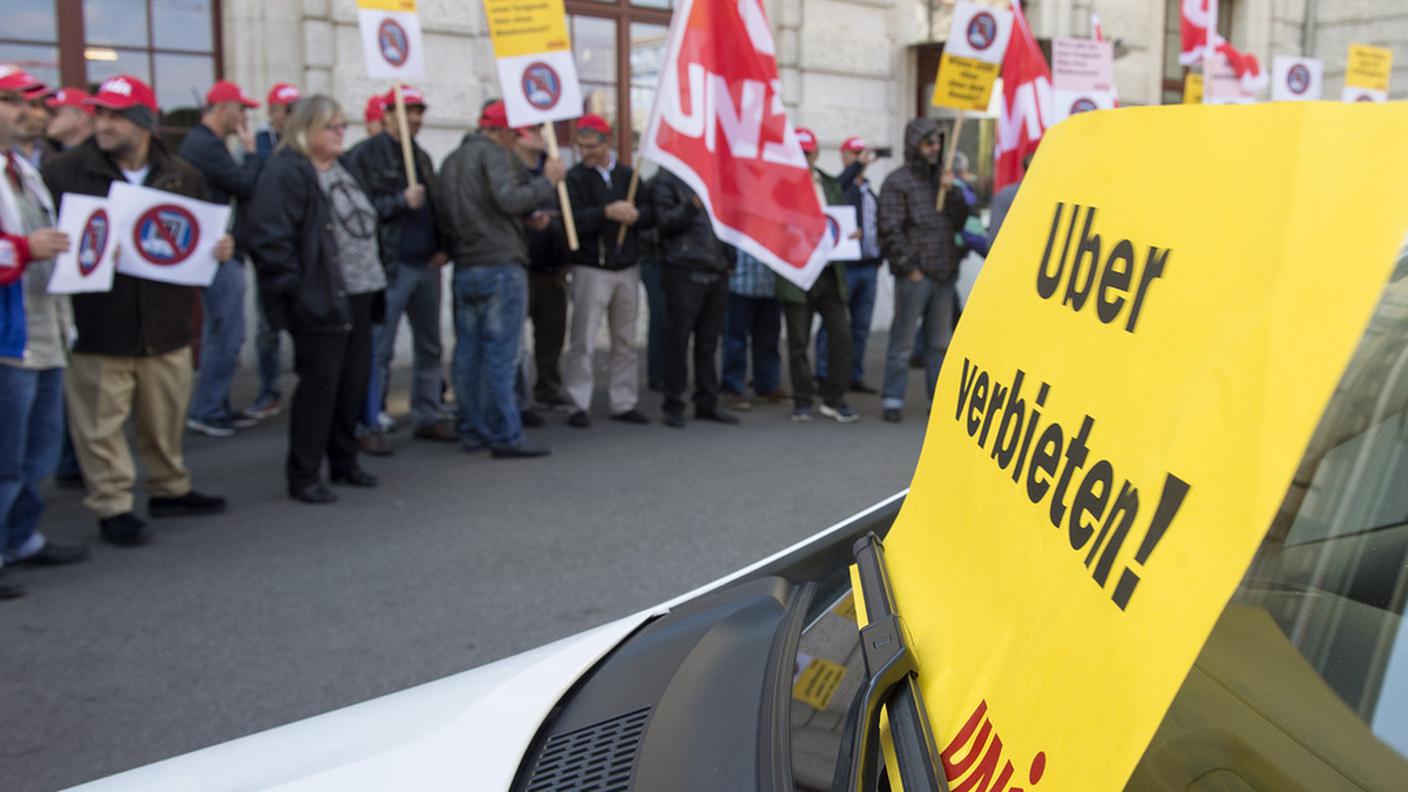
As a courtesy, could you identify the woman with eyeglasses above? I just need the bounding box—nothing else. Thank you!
[247,95,386,504]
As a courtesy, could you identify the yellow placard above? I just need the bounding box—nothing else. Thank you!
[932,52,1000,111]
[1183,71,1203,104]
[356,0,415,11]
[882,104,1408,791]
[483,0,572,58]
[793,658,849,711]
[1346,43,1393,92]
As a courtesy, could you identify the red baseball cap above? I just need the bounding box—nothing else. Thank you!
[795,127,818,153]
[479,100,509,129]
[23,84,55,101]
[85,75,158,113]
[266,82,301,107]
[387,85,426,108]
[840,136,867,153]
[577,114,611,136]
[206,80,258,108]
[0,65,45,94]
[364,94,385,124]
[46,88,92,113]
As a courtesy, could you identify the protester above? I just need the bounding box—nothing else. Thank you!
[436,100,564,458]
[0,66,87,600]
[720,248,783,411]
[43,75,231,545]
[815,135,882,393]
[14,84,56,169]
[513,125,571,416]
[44,89,93,151]
[247,95,384,503]
[562,114,652,427]
[256,82,300,160]
[179,80,263,438]
[987,151,1033,250]
[345,85,456,447]
[877,118,971,423]
[779,128,857,424]
[652,168,737,428]
[363,95,385,138]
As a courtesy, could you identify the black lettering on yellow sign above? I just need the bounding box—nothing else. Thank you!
[955,358,1192,610]
[1036,203,1169,333]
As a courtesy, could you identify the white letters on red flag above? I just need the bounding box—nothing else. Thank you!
[993,0,1051,193]
[1179,0,1267,95]
[639,0,827,290]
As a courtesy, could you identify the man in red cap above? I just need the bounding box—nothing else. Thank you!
[0,65,88,600]
[13,82,56,170]
[178,80,265,437]
[436,99,565,458]
[44,88,93,152]
[345,84,456,447]
[43,74,233,547]
[814,135,883,395]
[255,82,300,164]
[364,95,385,138]
[561,114,653,428]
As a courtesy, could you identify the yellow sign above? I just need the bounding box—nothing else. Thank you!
[882,104,1408,791]
[932,53,1000,111]
[355,0,415,11]
[1346,43,1393,91]
[483,0,572,58]
[1183,71,1203,104]
[793,658,848,711]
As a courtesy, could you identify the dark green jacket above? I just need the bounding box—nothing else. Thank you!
[776,167,848,304]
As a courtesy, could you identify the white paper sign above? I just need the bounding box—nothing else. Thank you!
[47,194,117,294]
[823,206,860,261]
[944,0,1015,64]
[1052,37,1114,93]
[1272,56,1323,101]
[109,182,230,287]
[1342,86,1387,103]
[358,8,425,81]
[497,50,585,128]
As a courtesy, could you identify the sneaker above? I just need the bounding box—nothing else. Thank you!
[611,409,650,425]
[99,512,150,546]
[231,412,260,429]
[358,431,393,457]
[722,392,752,412]
[413,420,459,442]
[16,542,89,567]
[187,416,237,438]
[882,408,902,423]
[243,394,283,420]
[819,403,861,424]
[149,490,227,518]
[567,410,591,429]
[695,408,740,425]
[377,411,399,433]
[791,406,814,422]
[490,444,551,459]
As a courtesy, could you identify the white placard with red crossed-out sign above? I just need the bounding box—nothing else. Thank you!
[357,0,425,81]
[108,182,229,287]
[1050,37,1117,125]
[47,194,117,294]
[496,52,585,128]
[823,206,860,262]
[1271,56,1323,102]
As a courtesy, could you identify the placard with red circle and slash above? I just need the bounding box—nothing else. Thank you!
[108,181,229,287]
[47,194,119,294]
[357,0,424,80]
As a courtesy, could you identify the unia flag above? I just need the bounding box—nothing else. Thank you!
[1179,0,1267,92]
[993,0,1051,192]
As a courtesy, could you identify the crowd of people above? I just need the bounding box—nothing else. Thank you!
[0,65,1021,599]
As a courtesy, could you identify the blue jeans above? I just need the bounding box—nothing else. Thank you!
[816,262,880,384]
[190,259,247,422]
[883,278,955,409]
[0,365,64,562]
[721,292,781,396]
[255,302,282,403]
[452,265,527,449]
[640,257,668,390]
[374,260,445,428]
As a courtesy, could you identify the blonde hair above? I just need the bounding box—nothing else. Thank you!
[279,94,342,158]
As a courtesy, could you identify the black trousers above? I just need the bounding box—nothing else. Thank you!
[783,270,852,409]
[287,293,374,489]
[662,268,728,415]
[528,267,568,403]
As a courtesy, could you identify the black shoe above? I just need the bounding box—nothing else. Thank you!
[53,473,84,490]
[0,573,22,600]
[149,491,227,518]
[17,542,89,567]
[849,381,878,394]
[521,409,545,428]
[289,483,338,504]
[99,513,150,546]
[695,408,740,425]
[882,408,902,423]
[490,445,551,459]
[611,409,650,425]
[663,412,685,429]
[330,468,379,488]
[567,410,591,429]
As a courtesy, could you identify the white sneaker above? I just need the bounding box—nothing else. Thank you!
[819,403,860,424]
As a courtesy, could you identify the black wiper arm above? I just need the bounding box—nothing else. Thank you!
[831,533,948,792]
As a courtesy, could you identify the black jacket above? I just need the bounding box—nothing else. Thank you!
[246,148,384,334]
[564,158,656,270]
[878,117,971,282]
[436,132,554,269]
[42,139,207,357]
[651,169,726,274]
[343,132,443,276]
[178,122,262,259]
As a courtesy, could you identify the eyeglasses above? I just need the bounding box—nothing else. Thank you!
[325,122,349,133]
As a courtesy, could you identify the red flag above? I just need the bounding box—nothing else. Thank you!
[993,0,1051,192]
[640,0,827,290]
[1179,0,1267,91]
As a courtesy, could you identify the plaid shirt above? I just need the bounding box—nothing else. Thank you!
[729,250,775,298]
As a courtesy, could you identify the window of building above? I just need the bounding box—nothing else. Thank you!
[563,0,673,163]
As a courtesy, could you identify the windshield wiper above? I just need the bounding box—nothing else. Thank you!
[831,533,949,792]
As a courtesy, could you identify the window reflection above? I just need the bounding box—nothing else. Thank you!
[570,14,618,147]
[85,49,151,91]
[154,0,213,52]
[154,52,213,126]
[0,44,60,87]
[0,0,58,42]
[85,0,151,49]
[629,22,667,152]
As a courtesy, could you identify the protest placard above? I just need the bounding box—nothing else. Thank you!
[109,182,230,287]
[47,194,116,294]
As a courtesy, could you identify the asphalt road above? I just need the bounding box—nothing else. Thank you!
[0,335,930,791]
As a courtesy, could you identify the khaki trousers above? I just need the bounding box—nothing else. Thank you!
[66,348,193,518]
[563,265,641,415]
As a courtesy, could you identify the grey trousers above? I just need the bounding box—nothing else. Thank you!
[563,265,641,415]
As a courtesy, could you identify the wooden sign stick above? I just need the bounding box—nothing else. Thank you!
[392,82,418,190]
[937,110,965,212]
[615,162,641,250]
[541,122,579,252]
